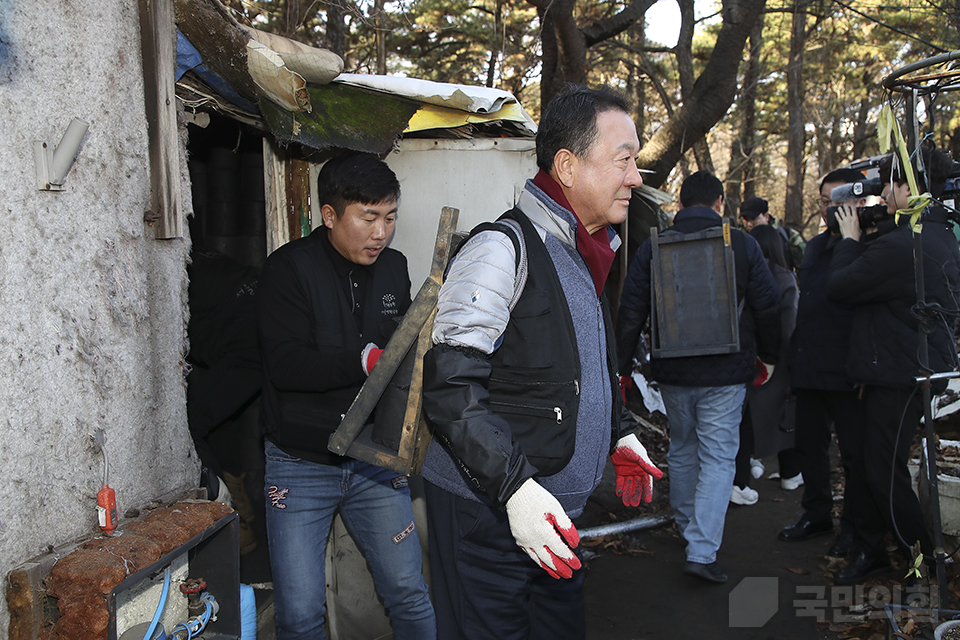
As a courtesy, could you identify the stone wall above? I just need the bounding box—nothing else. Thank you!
[0,1,199,635]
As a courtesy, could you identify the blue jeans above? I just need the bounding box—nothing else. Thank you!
[264,440,436,640]
[660,384,746,565]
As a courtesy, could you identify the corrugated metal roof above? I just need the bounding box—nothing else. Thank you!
[174,2,534,154]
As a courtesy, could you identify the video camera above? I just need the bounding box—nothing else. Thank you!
[825,178,890,232]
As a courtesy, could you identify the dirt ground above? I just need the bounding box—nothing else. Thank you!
[574,394,960,640]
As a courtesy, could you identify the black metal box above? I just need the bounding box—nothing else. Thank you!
[650,225,740,359]
[108,511,240,640]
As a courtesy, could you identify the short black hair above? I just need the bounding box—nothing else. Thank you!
[679,171,724,208]
[878,147,954,198]
[750,224,788,270]
[317,152,401,217]
[820,168,864,191]
[536,84,633,173]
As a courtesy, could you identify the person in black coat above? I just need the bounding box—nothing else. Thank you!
[778,168,870,558]
[256,152,435,638]
[732,224,800,505]
[826,147,960,585]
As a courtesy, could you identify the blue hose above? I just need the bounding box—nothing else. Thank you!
[142,567,171,640]
[170,592,219,639]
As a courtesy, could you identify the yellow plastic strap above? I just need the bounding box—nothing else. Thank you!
[879,104,927,231]
[895,193,931,232]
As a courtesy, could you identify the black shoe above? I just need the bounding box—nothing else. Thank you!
[833,551,892,585]
[778,517,833,542]
[684,561,728,584]
[827,531,856,558]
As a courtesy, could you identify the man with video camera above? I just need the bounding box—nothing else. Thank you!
[826,146,960,584]
[778,168,870,558]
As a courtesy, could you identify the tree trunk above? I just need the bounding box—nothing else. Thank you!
[282,0,302,39]
[376,0,387,74]
[531,0,657,107]
[636,0,768,188]
[725,18,764,211]
[851,96,873,160]
[327,0,346,58]
[783,0,808,230]
[675,0,715,175]
[486,0,503,87]
[533,0,587,107]
[631,21,646,137]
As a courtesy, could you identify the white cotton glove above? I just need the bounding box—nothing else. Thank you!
[361,343,383,376]
[505,478,581,579]
[610,433,663,507]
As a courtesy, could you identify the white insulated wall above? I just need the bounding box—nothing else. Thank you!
[0,2,199,635]
[385,138,538,287]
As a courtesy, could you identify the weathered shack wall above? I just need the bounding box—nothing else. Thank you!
[0,1,198,635]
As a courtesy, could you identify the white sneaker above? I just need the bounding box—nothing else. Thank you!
[781,473,804,491]
[750,458,765,480]
[730,485,759,505]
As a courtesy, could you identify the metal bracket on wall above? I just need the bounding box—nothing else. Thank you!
[34,118,89,191]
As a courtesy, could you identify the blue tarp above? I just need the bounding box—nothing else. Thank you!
[176,31,259,114]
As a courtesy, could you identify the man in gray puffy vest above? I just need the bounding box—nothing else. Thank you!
[421,84,662,639]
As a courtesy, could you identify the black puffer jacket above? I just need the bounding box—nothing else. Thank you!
[617,206,782,387]
[827,208,960,392]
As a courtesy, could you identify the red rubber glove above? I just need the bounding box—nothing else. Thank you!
[610,434,663,507]
[361,343,383,376]
[753,359,775,387]
[505,479,581,579]
[619,375,633,404]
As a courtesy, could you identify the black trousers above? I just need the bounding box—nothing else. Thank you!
[423,480,586,640]
[794,389,866,533]
[734,403,803,487]
[853,386,932,557]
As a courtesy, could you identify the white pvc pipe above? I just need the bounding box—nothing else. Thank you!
[50,118,89,185]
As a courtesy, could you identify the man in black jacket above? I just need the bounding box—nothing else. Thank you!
[257,152,435,639]
[827,147,960,585]
[778,168,870,558]
[617,171,782,583]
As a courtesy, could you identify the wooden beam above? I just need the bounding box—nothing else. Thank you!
[328,207,461,475]
[263,138,312,254]
[139,0,184,238]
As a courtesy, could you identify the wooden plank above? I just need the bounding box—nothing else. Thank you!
[405,309,439,474]
[262,139,311,253]
[263,138,287,255]
[285,156,312,240]
[327,207,460,473]
[6,558,60,640]
[139,0,183,238]
[396,306,436,463]
[327,279,439,456]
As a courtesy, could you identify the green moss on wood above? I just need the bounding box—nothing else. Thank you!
[261,83,421,155]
